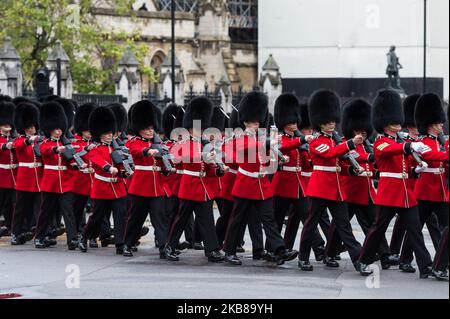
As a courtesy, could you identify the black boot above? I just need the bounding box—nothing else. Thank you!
[356,262,374,276]
[116,245,124,255]
[68,240,78,251]
[432,270,449,281]
[225,254,242,266]
[208,250,224,263]
[323,256,340,268]
[399,263,416,273]
[123,245,133,257]
[298,260,314,271]
[275,249,299,265]
[78,237,88,253]
[11,234,26,246]
[89,239,98,248]
[164,246,179,261]
[34,238,47,249]
[313,246,325,262]
[380,254,400,270]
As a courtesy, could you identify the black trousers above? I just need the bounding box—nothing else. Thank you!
[166,199,219,254]
[83,197,127,247]
[12,191,41,236]
[35,192,77,243]
[124,195,167,250]
[400,200,448,264]
[325,202,391,258]
[359,205,432,272]
[0,188,15,229]
[299,197,361,263]
[390,212,442,255]
[433,226,449,271]
[267,196,325,252]
[223,197,284,256]
[166,196,194,243]
[216,199,262,251]
[73,193,89,233]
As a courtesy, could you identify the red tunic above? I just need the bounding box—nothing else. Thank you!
[71,135,93,196]
[89,143,127,200]
[39,139,73,194]
[13,136,43,193]
[126,137,165,198]
[272,134,305,199]
[173,139,218,202]
[373,134,418,208]
[162,140,181,197]
[306,133,354,201]
[0,134,18,189]
[341,144,377,206]
[414,135,449,203]
[231,133,273,201]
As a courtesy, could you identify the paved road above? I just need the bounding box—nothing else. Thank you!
[0,210,448,299]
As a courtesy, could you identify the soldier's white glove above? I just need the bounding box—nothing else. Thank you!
[415,161,429,174]
[411,142,426,154]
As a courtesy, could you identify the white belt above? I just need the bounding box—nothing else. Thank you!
[183,170,206,178]
[134,165,161,172]
[44,165,67,171]
[313,165,341,173]
[0,164,18,169]
[80,168,93,174]
[94,173,118,183]
[358,171,373,177]
[282,166,302,173]
[176,170,184,174]
[238,167,266,178]
[380,172,408,179]
[422,168,445,174]
[300,172,312,177]
[19,162,42,168]
[228,168,238,175]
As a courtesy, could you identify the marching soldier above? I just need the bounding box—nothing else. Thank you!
[34,101,80,249]
[222,91,298,266]
[11,102,43,245]
[399,93,449,274]
[79,106,131,254]
[357,89,433,278]
[270,94,325,257]
[298,90,364,272]
[0,101,17,238]
[164,97,224,262]
[122,100,168,258]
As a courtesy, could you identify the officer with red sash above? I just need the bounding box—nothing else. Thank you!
[11,102,43,245]
[0,101,17,238]
[358,89,433,278]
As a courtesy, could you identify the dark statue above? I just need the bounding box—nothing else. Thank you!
[386,45,403,90]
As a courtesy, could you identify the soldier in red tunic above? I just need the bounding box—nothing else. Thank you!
[399,93,449,276]
[34,101,81,249]
[0,101,17,238]
[163,97,224,263]
[78,106,131,254]
[222,91,298,266]
[358,89,433,278]
[11,102,43,245]
[122,100,168,258]
[298,90,365,272]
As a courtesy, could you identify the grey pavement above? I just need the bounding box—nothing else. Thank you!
[0,209,448,299]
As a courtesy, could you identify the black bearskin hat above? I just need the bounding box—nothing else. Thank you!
[130,100,158,135]
[372,89,404,133]
[14,103,39,134]
[126,104,135,135]
[89,106,117,142]
[183,97,213,130]
[40,101,68,138]
[238,91,268,126]
[12,96,31,107]
[107,103,127,133]
[299,103,311,130]
[0,101,15,127]
[75,103,97,135]
[342,99,373,140]
[403,94,421,128]
[54,98,75,129]
[174,107,185,129]
[415,93,446,135]
[274,93,301,130]
[229,106,243,130]
[162,104,180,137]
[0,95,12,102]
[308,89,341,129]
[211,107,227,132]
[154,105,163,134]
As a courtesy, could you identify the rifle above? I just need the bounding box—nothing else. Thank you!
[60,135,87,169]
[32,134,45,158]
[294,129,311,152]
[201,138,226,177]
[268,126,289,164]
[437,133,447,152]
[396,132,424,165]
[151,133,174,176]
[363,139,374,154]
[111,138,134,176]
[331,131,362,172]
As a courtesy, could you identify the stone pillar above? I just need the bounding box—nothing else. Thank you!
[160,49,185,105]
[259,54,282,113]
[0,37,23,98]
[46,40,73,98]
[216,75,232,112]
[115,46,142,109]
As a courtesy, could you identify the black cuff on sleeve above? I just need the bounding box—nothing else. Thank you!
[346,139,356,150]
[142,148,151,157]
[25,138,32,146]
[103,164,112,173]
[300,136,307,145]
[52,146,59,154]
[348,167,358,176]
[403,142,412,155]
[1,144,7,151]
[368,154,375,163]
